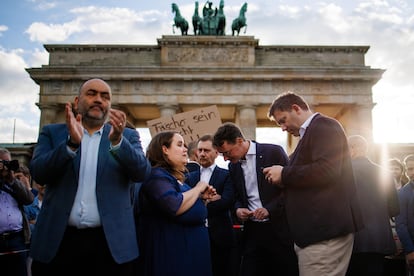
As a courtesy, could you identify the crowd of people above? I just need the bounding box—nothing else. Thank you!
[1,78,414,276]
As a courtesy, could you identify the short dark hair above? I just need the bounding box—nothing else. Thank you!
[213,122,244,148]
[15,164,30,177]
[198,134,213,143]
[267,91,310,121]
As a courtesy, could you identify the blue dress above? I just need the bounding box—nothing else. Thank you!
[138,167,212,276]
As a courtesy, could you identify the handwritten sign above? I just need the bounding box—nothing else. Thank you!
[146,105,222,142]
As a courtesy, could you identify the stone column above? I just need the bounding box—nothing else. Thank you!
[158,104,179,118]
[236,105,257,140]
[38,103,61,129]
[345,104,374,143]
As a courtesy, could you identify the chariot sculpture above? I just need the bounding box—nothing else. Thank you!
[171,1,247,36]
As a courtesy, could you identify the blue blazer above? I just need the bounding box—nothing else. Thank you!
[396,181,414,254]
[186,165,236,247]
[29,123,151,264]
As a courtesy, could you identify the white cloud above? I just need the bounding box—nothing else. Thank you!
[25,21,82,43]
[28,47,49,67]
[355,1,404,29]
[279,5,302,19]
[0,25,8,36]
[0,48,40,143]
[318,3,351,33]
[28,0,57,11]
[0,116,39,144]
[37,1,57,11]
[24,6,170,44]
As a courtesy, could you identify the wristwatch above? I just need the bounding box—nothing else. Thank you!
[66,136,80,149]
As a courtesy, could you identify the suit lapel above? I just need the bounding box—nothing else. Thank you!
[209,167,219,186]
[255,144,265,190]
[96,124,111,185]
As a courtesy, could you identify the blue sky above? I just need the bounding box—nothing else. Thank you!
[1,0,414,145]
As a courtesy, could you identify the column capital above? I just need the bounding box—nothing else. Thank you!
[237,104,258,111]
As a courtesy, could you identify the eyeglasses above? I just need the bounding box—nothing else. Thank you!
[220,143,237,157]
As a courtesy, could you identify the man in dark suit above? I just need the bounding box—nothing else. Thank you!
[264,91,364,276]
[346,134,399,276]
[29,78,151,276]
[213,123,299,276]
[186,134,236,276]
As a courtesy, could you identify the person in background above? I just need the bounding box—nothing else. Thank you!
[29,78,151,276]
[186,140,201,172]
[389,158,409,189]
[23,181,45,276]
[15,165,42,276]
[0,147,34,276]
[138,131,216,276]
[23,181,45,233]
[396,154,414,275]
[186,134,236,276]
[15,165,37,197]
[187,140,198,162]
[384,157,408,276]
[346,135,399,276]
[213,122,298,276]
[264,91,364,276]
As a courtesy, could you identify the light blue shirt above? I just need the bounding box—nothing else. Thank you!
[0,188,23,233]
[68,128,103,228]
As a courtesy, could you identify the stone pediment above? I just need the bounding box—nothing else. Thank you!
[159,35,257,66]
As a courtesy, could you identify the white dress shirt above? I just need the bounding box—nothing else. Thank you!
[200,164,216,183]
[240,141,264,212]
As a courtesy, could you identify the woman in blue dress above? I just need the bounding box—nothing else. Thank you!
[138,131,216,276]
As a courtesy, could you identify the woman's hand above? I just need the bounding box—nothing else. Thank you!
[200,185,217,200]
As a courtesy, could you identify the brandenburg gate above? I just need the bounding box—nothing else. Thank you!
[26,35,384,152]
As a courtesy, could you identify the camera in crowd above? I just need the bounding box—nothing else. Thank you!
[0,159,20,171]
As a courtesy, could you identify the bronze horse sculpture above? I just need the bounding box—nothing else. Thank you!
[231,2,247,36]
[192,1,202,35]
[172,3,189,35]
[216,0,226,35]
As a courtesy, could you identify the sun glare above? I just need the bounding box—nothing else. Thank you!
[372,83,414,144]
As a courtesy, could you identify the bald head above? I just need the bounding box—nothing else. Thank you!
[348,135,368,159]
[78,78,111,96]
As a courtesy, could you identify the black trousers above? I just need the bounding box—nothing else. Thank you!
[0,230,28,276]
[239,221,299,276]
[31,226,134,276]
[346,252,386,276]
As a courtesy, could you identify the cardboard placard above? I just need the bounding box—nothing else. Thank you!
[146,105,222,143]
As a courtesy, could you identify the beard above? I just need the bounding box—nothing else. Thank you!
[78,105,108,128]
